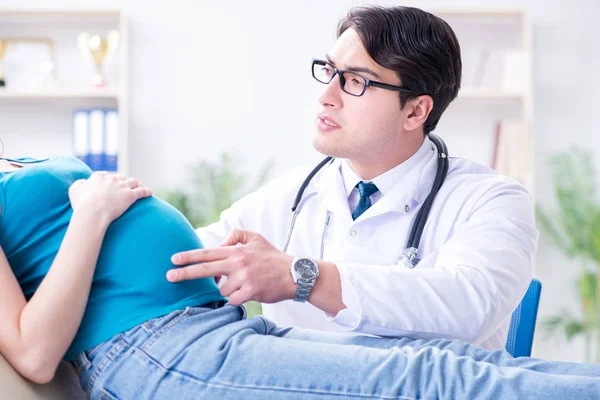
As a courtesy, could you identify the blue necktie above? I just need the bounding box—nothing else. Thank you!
[352,181,379,220]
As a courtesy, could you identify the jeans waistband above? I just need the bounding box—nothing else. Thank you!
[204,299,228,309]
[70,300,229,373]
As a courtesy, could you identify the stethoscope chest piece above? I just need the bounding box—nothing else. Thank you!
[399,247,420,268]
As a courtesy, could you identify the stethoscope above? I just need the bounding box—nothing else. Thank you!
[282,133,449,269]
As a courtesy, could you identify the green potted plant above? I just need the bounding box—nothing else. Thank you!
[159,152,274,317]
[536,148,600,362]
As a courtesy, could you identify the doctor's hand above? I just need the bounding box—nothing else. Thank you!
[167,229,296,305]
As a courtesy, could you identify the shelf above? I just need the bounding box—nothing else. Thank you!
[0,9,121,25]
[0,9,121,16]
[0,8,129,176]
[0,88,121,101]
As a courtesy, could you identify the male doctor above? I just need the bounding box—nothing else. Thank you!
[167,5,538,350]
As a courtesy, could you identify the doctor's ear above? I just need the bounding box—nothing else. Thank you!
[403,95,434,132]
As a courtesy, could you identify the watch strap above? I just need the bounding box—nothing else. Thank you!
[294,278,314,302]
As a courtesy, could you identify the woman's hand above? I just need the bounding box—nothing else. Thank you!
[68,172,153,223]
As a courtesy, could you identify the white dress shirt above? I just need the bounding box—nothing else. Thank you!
[196,137,538,350]
[341,139,431,214]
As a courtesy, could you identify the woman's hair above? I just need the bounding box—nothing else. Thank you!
[337,6,462,134]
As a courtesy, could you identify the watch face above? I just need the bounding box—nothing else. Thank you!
[296,258,317,280]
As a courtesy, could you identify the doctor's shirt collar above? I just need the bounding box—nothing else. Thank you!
[340,136,433,199]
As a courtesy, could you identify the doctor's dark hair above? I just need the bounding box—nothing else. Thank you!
[337,6,461,134]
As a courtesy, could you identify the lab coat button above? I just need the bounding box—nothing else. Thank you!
[349,230,357,237]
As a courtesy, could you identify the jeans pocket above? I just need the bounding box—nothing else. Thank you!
[100,388,120,400]
[85,341,107,360]
[139,308,193,352]
[140,308,188,334]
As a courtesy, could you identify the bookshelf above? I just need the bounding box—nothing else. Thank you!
[0,9,129,175]
[430,8,534,198]
[0,88,121,100]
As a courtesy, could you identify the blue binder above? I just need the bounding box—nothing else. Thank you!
[88,109,105,171]
[104,109,119,172]
[72,110,90,166]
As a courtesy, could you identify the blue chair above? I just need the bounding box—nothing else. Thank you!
[505,279,542,358]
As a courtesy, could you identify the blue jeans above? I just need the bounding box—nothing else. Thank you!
[72,304,600,399]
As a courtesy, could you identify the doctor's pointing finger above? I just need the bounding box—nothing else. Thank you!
[169,229,347,314]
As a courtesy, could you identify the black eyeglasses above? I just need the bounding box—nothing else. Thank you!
[311,58,414,97]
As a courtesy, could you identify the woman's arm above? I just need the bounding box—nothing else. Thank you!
[0,172,151,384]
[0,211,108,384]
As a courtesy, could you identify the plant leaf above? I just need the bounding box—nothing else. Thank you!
[160,152,275,229]
[537,148,600,261]
[564,320,588,340]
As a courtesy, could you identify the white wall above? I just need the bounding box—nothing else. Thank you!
[1,0,599,362]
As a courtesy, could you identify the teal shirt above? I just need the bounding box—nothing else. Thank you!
[0,156,225,361]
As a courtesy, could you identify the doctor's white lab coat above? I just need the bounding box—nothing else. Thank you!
[196,138,539,350]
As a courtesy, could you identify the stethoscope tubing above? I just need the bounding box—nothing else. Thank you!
[284,134,448,267]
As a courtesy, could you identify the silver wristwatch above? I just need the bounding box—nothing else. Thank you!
[290,257,319,302]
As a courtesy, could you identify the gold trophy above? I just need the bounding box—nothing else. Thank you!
[77,30,119,87]
[0,39,7,87]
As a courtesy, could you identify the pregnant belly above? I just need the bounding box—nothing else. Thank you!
[91,196,219,306]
